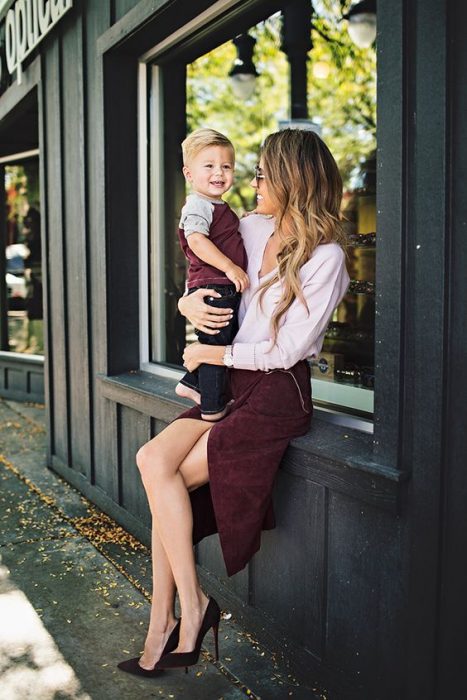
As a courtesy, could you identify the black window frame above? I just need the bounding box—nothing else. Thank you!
[141,1,379,430]
[99,0,411,504]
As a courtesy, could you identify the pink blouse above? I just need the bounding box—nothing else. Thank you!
[232,214,350,371]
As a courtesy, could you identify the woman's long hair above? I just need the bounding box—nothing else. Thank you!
[257,128,347,341]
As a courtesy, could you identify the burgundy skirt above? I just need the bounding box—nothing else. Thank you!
[174,360,313,577]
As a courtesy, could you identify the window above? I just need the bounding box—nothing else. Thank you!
[139,1,376,423]
[1,155,43,355]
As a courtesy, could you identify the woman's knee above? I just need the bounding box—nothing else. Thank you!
[136,441,159,478]
[135,443,149,472]
[136,439,174,481]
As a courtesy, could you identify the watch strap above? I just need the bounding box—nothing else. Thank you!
[223,344,234,367]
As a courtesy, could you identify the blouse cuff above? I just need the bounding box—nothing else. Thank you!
[232,342,257,370]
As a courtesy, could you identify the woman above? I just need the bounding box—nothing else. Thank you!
[118,128,350,677]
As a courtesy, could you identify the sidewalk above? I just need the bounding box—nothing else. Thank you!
[0,398,324,700]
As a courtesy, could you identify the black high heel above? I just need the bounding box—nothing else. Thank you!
[117,618,181,677]
[155,597,221,672]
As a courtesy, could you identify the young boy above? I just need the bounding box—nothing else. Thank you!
[175,128,249,421]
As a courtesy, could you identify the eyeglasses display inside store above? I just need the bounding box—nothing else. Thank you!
[146,2,377,422]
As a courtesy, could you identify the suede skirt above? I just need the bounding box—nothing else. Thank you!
[174,360,313,577]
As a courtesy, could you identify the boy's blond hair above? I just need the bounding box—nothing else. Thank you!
[181,128,234,165]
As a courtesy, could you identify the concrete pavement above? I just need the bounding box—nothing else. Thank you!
[0,398,325,700]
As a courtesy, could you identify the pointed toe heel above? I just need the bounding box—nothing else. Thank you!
[212,621,219,661]
[117,657,164,678]
[155,596,221,671]
[117,618,180,677]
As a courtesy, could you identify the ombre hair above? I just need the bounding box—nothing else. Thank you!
[181,128,234,165]
[257,128,347,341]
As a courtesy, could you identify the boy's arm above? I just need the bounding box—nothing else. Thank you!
[182,198,230,270]
[181,196,249,291]
[186,232,238,275]
[187,233,249,292]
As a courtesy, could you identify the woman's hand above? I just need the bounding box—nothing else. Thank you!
[183,342,225,372]
[182,342,204,372]
[178,289,233,335]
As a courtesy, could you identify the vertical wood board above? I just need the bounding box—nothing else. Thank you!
[119,404,151,528]
[84,0,117,495]
[43,38,69,466]
[253,471,326,656]
[61,10,92,477]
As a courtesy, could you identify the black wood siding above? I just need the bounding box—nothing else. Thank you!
[0,353,44,401]
[0,1,460,698]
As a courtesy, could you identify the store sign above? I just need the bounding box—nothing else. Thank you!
[2,0,73,85]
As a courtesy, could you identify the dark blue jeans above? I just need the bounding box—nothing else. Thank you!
[180,284,241,414]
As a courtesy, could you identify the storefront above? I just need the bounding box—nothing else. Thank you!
[0,1,465,698]
[0,53,43,399]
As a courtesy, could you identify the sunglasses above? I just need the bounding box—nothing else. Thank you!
[254,164,266,181]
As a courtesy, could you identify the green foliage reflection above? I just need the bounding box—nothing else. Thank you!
[186,5,376,212]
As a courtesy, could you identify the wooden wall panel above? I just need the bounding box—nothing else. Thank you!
[5,369,24,392]
[103,51,140,374]
[38,58,52,454]
[153,419,168,437]
[114,0,138,22]
[325,491,403,698]
[43,38,69,465]
[83,0,117,496]
[373,0,404,466]
[196,536,241,592]
[253,471,326,655]
[29,371,45,397]
[119,405,151,528]
[61,10,91,478]
[0,362,44,402]
[436,2,467,696]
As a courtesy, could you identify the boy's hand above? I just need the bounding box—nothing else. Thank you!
[225,264,250,292]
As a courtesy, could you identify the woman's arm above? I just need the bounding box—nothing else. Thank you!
[232,248,350,371]
[182,248,349,373]
[182,343,225,372]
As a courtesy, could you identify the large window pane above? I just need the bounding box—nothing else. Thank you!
[146,2,376,417]
[3,159,43,355]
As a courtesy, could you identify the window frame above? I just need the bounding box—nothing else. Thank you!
[0,148,42,358]
[137,0,388,435]
[138,0,244,382]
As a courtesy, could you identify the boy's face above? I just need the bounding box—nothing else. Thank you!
[183,145,234,200]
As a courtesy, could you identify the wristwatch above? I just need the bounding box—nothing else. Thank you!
[223,345,234,367]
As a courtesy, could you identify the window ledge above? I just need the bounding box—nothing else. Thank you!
[0,351,44,364]
[98,371,409,512]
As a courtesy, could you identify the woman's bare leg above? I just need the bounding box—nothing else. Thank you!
[137,419,213,658]
[138,524,177,669]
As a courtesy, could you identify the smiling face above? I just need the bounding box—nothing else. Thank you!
[183,145,234,201]
[250,159,278,216]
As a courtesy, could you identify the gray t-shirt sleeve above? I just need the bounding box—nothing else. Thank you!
[179,194,214,237]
